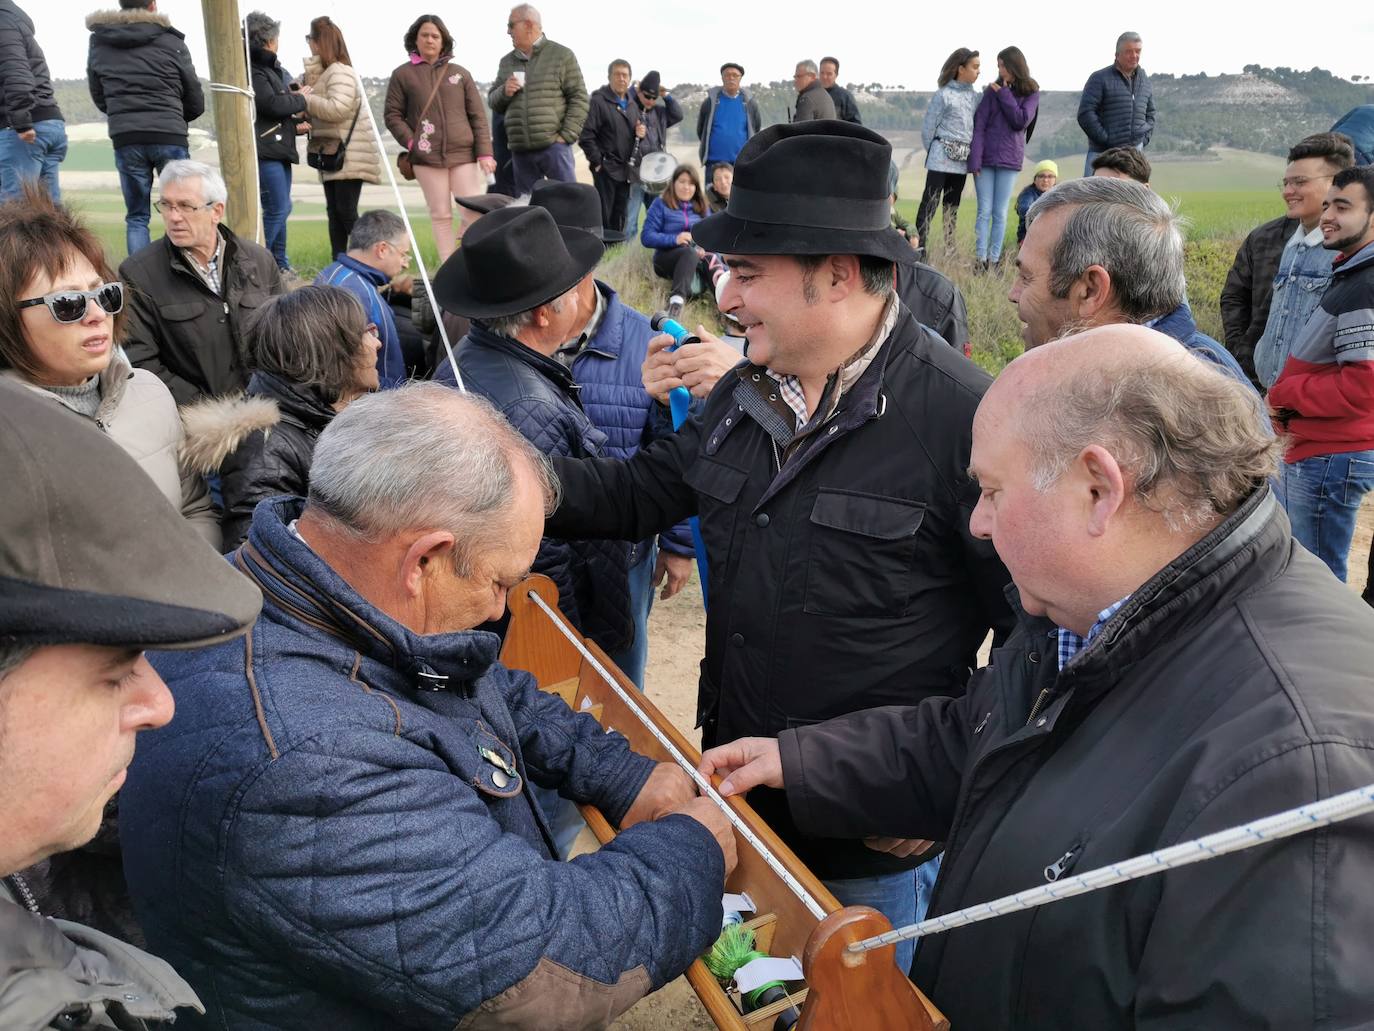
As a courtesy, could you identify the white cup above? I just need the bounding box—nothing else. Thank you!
[514,70,526,86]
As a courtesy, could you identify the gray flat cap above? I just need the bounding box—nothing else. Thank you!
[0,377,261,650]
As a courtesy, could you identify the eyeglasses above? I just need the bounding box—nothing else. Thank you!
[18,282,124,324]
[1280,175,1334,190]
[155,199,215,216]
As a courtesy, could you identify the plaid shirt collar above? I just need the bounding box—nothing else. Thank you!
[764,293,899,433]
[1056,596,1130,671]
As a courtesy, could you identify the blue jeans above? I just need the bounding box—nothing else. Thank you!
[512,141,576,195]
[1083,151,1100,177]
[1281,451,1374,581]
[258,158,293,269]
[824,853,942,975]
[624,181,648,240]
[114,143,189,256]
[608,543,656,690]
[0,118,67,203]
[973,167,1018,261]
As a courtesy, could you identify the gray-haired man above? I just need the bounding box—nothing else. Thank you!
[1011,176,1252,387]
[791,59,836,122]
[1076,31,1154,176]
[120,159,283,404]
[316,210,412,386]
[0,376,262,1028]
[119,383,734,1029]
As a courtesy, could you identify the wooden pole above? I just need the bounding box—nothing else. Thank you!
[200,0,259,240]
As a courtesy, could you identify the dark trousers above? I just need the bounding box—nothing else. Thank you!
[322,178,364,258]
[511,141,576,195]
[652,245,709,299]
[592,170,630,233]
[915,170,966,252]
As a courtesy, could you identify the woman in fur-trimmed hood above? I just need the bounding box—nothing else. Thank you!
[181,286,381,551]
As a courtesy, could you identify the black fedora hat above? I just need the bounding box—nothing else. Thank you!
[692,120,917,265]
[455,192,519,215]
[530,179,625,243]
[433,206,603,319]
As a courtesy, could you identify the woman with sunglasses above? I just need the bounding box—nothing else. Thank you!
[181,285,381,550]
[0,188,220,547]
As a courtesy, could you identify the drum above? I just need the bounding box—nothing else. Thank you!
[637,150,676,192]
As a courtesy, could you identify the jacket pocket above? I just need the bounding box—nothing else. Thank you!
[158,300,207,323]
[803,489,926,618]
[683,456,746,562]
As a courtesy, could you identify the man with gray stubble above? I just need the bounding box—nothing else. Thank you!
[791,59,836,122]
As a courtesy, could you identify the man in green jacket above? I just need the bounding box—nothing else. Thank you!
[489,4,588,194]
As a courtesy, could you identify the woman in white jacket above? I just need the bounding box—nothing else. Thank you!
[301,17,381,258]
[915,47,981,257]
[0,188,218,547]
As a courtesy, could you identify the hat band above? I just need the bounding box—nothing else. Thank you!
[727,185,890,231]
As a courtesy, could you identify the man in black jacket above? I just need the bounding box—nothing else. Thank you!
[624,70,681,236]
[120,159,283,404]
[546,122,1012,973]
[0,0,64,202]
[702,324,1374,1022]
[578,58,640,234]
[87,0,204,256]
[819,57,861,124]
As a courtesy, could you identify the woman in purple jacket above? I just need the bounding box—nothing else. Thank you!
[969,46,1039,270]
[642,164,711,318]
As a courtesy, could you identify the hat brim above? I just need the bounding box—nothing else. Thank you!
[433,226,604,319]
[692,212,919,266]
[455,193,519,215]
[597,226,627,244]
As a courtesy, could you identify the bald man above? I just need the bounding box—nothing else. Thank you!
[702,325,1374,1027]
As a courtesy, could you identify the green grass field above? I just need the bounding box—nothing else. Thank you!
[62,145,1288,377]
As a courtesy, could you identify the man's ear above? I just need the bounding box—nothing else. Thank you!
[400,530,457,598]
[1070,265,1113,322]
[1076,444,1128,536]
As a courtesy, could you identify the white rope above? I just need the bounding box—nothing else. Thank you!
[847,779,1374,954]
[348,64,464,392]
[208,82,254,98]
[526,590,828,922]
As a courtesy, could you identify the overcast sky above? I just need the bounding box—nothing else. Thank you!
[47,1,1374,92]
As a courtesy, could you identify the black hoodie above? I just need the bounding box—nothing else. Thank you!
[86,7,203,148]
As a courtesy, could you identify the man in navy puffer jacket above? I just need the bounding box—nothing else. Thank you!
[1076,31,1155,175]
[120,384,733,1031]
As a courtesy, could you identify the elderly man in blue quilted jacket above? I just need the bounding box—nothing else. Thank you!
[119,383,734,1030]
[1076,31,1155,176]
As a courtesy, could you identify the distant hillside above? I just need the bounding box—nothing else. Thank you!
[57,65,1374,161]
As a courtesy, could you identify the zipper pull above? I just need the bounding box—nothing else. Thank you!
[1044,846,1079,882]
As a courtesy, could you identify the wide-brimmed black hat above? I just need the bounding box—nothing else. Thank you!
[692,120,917,265]
[454,192,518,215]
[0,377,261,651]
[433,205,603,319]
[530,179,625,243]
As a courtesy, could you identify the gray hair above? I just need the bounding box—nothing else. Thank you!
[1116,31,1142,51]
[796,59,818,76]
[482,288,574,340]
[0,642,33,680]
[1025,177,1185,322]
[245,11,280,50]
[1021,356,1281,533]
[306,383,559,575]
[159,159,227,206]
[511,4,541,26]
[348,210,407,252]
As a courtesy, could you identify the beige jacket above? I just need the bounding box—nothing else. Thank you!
[4,355,220,549]
[302,57,381,184]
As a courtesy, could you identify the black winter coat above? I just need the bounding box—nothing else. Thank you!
[547,304,1014,879]
[1077,64,1155,150]
[0,0,59,131]
[824,83,862,124]
[781,488,1374,1026]
[249,46,304,164]
[579,84,642,183]
[897,261,969,352]
[1220,214,1298,390]
[634,91,682,155]
[180,370,336,550]
[86,8,203,148]
[120,226,284,404]
[442,322,634,655]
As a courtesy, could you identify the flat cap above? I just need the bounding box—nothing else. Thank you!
[0,377,261,651]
